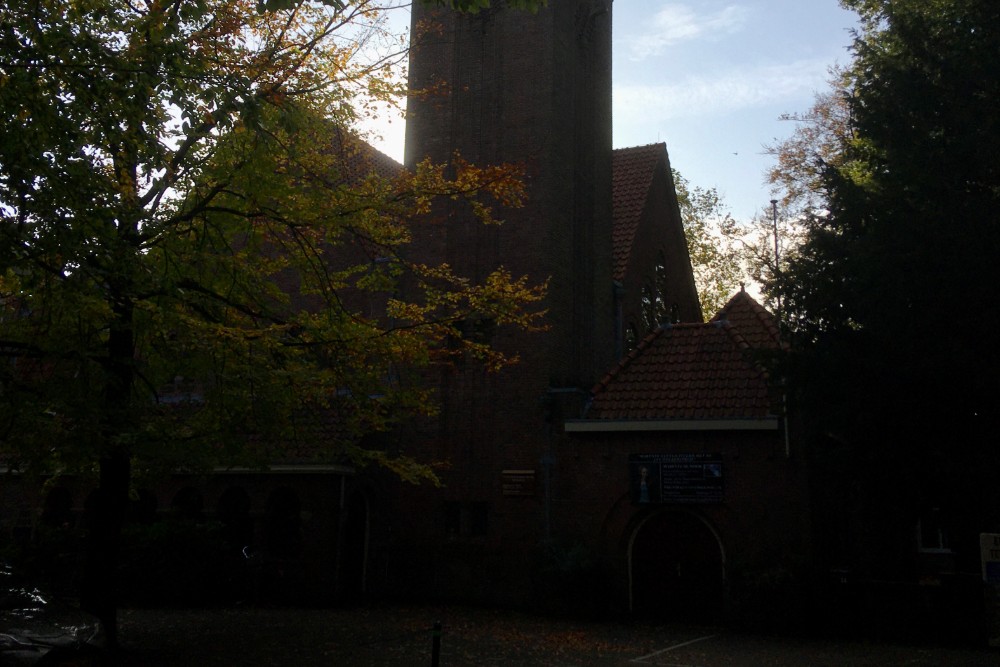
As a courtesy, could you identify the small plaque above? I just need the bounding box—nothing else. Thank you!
[501,469,536,497]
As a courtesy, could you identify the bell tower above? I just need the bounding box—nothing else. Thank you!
[405,0,615,388]
[391,1,615,603]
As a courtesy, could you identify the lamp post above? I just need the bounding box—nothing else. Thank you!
[770,199,780,318]
[770,199,779,269]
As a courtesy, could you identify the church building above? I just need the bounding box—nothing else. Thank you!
[1,0,809,620]
[359,0,808,620]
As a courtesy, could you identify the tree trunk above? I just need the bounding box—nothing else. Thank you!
[82,450,131,649]
[82,296,136,648]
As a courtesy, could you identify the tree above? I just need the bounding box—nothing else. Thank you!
[671,169,743,319]
[0,0,545,642]
[764,68,854,218]
[771,0,1000,576]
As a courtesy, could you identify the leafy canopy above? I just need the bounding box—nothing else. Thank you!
[766,0,1000,561]
[0,0,545,482]
[671,170,743,320]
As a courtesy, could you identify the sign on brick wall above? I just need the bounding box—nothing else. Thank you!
[501,469,536,497]
[629,453,723,504]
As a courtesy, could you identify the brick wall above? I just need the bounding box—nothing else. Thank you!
[383,1,616,603]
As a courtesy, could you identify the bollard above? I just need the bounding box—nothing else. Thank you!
[431,620,442,667]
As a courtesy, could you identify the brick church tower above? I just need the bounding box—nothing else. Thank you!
[378,0,616,602]
[405,0,615,389]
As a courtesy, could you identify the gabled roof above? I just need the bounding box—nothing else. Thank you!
[710,287,781,350]
[584,320,775,421]
[611,143,665,282]
[330,127,403,182]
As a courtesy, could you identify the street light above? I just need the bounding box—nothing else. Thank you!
[770,199,779,269]
[770,199,780,318]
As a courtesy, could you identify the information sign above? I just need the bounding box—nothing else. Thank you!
[501,469,536,497]
[628,453,723,504]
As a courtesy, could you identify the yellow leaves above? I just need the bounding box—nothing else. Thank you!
[401,153,527,225]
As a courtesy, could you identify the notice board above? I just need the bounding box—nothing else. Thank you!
[629,453,723,505]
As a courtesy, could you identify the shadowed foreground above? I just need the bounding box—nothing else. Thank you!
[117,606,999,666]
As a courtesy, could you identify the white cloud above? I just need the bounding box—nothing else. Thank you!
[628,3,750,60]
[613,59,831,123]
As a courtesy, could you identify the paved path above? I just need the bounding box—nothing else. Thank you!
[630,632,997,666]
[118,606,998,666]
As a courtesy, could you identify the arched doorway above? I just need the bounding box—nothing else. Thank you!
[339,490,369,601]
[629,510,725,622]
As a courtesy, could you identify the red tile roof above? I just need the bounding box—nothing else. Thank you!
[329,127,403,182]
[586,290,781,421]
[710,287,782,350]
[611,144,665,282]
[587,320,775,421]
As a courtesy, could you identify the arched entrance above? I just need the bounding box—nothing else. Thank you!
[339,490,369,601]
[629,510,725,622]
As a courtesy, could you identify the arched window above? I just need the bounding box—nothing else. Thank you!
[654,252,670,324]
[640,252,673,331]
[218,487,253,551]
[625,323,639,352]
[264,487,302,560]
[170,487,204,522]
[127,488,159,524]
[41,487,74,529]
[640,283,656,332]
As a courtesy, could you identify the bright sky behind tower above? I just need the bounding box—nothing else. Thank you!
[613,0,857,221]
[367,0,859,222]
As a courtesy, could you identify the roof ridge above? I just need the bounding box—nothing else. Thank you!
[613,142,667,154]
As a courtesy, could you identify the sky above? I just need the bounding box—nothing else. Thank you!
[612,0,857,221]
[366,0,859,223]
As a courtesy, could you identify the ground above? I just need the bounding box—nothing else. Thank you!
[117,605,999,666]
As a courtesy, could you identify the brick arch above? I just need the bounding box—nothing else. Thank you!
[338,488,370,601]
[627,508,726,621]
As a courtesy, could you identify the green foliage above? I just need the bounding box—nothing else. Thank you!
[0,0,544,481]
[672,169,743,319]
[765,69,853,216]
[770,0,1000,571]
[0,0,548,634]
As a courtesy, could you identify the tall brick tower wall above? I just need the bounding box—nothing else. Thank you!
[374,1,615,603]
[405,0,614,389]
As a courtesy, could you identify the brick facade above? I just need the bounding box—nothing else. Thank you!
[379,0,619,603]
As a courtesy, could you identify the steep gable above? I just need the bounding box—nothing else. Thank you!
[612,144,663,282]
[611,143,702,331]
[710,287,781,350]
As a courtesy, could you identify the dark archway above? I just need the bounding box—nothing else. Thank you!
[339,490,369,601]
[41,487,74,529]
[126,488,158,524]
[629,510,725,622]
[264,487,302,561]
[170,486,204,523]
[217,486,253,551]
